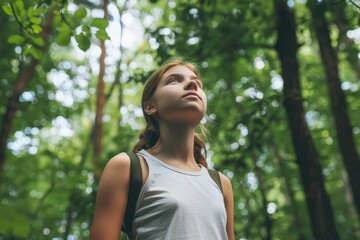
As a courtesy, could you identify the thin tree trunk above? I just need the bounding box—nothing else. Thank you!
[93,0,109,183]
[273,0,339,239]
[308,1,360,217]
[0,6,56,186]
[81,0,127,168]
[63,1,109,238]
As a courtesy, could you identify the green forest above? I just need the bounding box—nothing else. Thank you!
[1,0,360,239]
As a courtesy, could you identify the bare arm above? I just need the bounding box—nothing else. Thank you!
[220,172,235,240]
[90,153,130,240]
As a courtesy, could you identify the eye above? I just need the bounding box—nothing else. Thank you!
[168,77,179,84]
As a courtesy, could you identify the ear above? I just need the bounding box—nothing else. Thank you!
[144,101,157,116]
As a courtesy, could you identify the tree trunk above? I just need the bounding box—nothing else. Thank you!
[0,6,55,186]
[63,1,109,238]
[308,1,360,217]
[273,0,339,239]
[93,0,109,183]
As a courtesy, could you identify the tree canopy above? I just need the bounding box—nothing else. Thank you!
[0,0,360,239]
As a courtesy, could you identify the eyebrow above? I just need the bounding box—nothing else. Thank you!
[164,73,201,81]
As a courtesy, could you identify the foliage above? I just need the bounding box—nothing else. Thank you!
[0,0,360,239]
[2,0,110,58]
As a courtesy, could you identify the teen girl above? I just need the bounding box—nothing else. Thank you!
[90,58,234,239]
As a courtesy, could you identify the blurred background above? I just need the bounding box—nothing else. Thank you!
[1,0,360,239]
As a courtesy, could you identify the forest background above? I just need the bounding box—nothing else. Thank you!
[0,0,360,239]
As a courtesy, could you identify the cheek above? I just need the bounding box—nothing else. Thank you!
[157,100,177,113]
[200,92,207,110]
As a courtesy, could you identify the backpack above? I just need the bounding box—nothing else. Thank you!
[121,152,223,234]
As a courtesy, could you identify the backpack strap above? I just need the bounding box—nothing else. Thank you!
[121,152,142,233]
[207,169,223,194]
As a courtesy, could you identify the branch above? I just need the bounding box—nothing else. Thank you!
[332,0,360,10]
[349,0,360,9]
[10,3,26,32]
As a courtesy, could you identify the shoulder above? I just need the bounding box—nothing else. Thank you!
[218,172,233,197]
[219,172,232,188]
[90,153,132,239]
[98,152,131,192]
[95,152,133,204]
[103,152,131,172]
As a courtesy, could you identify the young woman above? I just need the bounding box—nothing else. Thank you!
[90,58,234,240]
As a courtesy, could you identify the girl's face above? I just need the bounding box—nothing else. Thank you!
[145,65,207,125]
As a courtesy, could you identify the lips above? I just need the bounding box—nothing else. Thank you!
[183,92,201,100]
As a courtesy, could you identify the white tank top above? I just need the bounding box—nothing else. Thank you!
[127,149,228,240]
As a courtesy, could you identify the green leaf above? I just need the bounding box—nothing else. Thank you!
[53,12,62,25]
[2,4,13,16]
[82,25,91,37]
[29,35,45,47]
[14,0,24,10]
[0,205,30,237]
[91,18,109,29]
[30,17,41,24]
[28,45,42,59]
[55,22,69,32]
[21,46,29,57]
[8,35,25,45]
[14,0,26,18]
[31,24,42,34]
[74,7,87,20]
[27,6,34,17]
[95,29,110,41]
[56,31,71,46]
[75,33,90,51]
[33,6,46,16]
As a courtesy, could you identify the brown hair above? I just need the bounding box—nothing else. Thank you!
[133,58,208,167]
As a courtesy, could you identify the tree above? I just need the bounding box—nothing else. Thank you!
[93,0,109,182]
[0,0,110,186]
[0,3,56,185]
[308,0,360,217]
[273,0,339,239]
[1,0,359,239]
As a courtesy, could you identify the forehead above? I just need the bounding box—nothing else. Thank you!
[162,65,198,79]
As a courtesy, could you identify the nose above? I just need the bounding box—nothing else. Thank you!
[186,79,198,91]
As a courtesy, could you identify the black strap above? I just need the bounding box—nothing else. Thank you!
[207,169,223,194]
[121,152,142,233]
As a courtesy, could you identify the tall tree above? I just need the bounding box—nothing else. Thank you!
[308,1,360,217]
[0,4,56,186]
[273,0,339,239]
[93,0,109,182]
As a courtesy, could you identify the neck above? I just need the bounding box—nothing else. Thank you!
[151,122,197,165]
